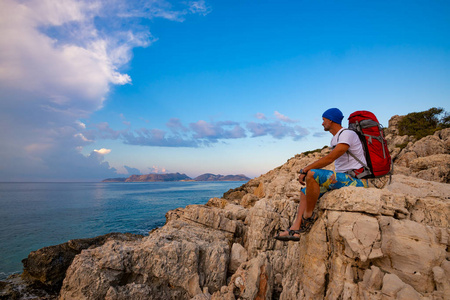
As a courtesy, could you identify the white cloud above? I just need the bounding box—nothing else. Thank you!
[76,121,87,129]
[147,166,168,174]
[94,148,112,155]
[188,0,211,16]
[274,111,298,123]
[74,133,93,143]
[0,0,209,181]
[31,0,95,26]
[0,0,138,116]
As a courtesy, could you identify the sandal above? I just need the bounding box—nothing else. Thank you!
[299,212,317,234]
[274,228,300,241]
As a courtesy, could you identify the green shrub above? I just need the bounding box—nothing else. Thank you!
[398,107,450,140]
[303,145,328,156]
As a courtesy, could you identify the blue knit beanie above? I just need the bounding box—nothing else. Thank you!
[322,108,344,125]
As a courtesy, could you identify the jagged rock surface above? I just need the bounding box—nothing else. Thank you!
[385,117,450,183]
[21,233,144,292]
[1,233,143,300]
[56,172,449,300]
[3,116,450,300]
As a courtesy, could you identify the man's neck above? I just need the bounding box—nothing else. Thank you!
[330,124,343,136]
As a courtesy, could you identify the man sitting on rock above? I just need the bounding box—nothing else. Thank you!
[275,108,369,241]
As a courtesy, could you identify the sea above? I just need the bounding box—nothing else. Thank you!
[0,181,244,280]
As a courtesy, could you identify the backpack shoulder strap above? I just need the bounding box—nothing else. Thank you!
[333,128,347,146]
[336,128,371,177]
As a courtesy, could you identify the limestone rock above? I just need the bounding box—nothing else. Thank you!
[60,221,232,299]
[384,174,450,199]
[223,252,274,300]
[241,193,259,208]
[223,203,248,221]
[381,273,421,300]
[432,260,450,299]
[182,205,238,234]
[409,154,450,172]
[206,197,230,209]
[0,274,58,300]
[386,115,402,136]
[245,198,298,258]
[319,186,383,215]
[336,212,382,262]
[376,217,446,293]
[409,135,447,157]
[391,128,450,183]
[229,243,248,274]
[253,182,265,198]
[21,232,143,291]
[358,265,384,299]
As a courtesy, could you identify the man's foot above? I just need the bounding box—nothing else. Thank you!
[298,212,317,234]
[274,228,300,241]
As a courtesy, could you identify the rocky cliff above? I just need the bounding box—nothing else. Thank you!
[385,115,450,183]
[2,117,449,300]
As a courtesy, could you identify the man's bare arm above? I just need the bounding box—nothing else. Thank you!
[298,143,349,184]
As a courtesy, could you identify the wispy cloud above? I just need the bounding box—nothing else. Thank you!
[188,0,211,16]
[190,120,246,141]
[313,131,328,138]
[166,118,189,132]
[247,121,309,140]
[122,128,200,147]
[104,116,309,148]
[246,111,307,140]
[120,119,247,147]
[274,111,299,123]
[116,0,211,21]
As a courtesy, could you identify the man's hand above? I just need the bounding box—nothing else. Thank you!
[298,173,306,186]
[297,143,349,187]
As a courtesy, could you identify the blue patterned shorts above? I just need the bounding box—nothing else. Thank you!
[301,169,368,198]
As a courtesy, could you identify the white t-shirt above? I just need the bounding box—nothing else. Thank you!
[330,128,367,173]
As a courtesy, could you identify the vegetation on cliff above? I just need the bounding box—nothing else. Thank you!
[398,107,449,140]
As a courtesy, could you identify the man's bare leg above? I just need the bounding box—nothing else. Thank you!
[276,170,321,238]
[277,190,307,237]
[303,170,320,219]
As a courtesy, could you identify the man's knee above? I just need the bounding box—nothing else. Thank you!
[306,170,317,183]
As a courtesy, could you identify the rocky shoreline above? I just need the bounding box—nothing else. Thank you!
[1,116,449,300]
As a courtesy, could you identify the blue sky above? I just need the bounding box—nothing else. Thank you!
[0,0,449,181]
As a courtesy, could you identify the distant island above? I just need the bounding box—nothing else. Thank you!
[102,172,250,182]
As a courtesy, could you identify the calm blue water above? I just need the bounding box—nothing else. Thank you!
[0,181,243,280]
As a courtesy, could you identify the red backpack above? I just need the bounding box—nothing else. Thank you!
[347,111,392,179]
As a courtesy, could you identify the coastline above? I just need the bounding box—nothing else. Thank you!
[0,181,245,281]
